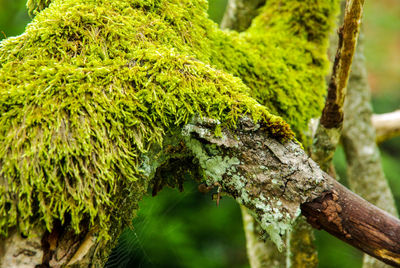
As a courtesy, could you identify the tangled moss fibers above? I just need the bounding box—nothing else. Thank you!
[0,0,339,239]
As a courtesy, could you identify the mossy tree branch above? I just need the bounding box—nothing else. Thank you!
[220,2,287,267]
[2,116,400,267]
[312,0,365,170]
[221,1,320,267]
[0,0,353,266]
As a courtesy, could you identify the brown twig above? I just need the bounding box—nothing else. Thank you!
[320,0,365,128]
[312,0,365,169]
[301,179,400,267]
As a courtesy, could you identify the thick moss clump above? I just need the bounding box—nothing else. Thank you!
[0,0,339,239]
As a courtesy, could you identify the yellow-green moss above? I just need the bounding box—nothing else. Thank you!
[0,0,339,239]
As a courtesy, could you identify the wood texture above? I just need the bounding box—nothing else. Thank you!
[301,179,400,267]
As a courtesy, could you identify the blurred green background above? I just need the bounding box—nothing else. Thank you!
[1,0,399,267]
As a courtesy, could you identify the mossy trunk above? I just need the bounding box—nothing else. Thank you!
[0,0,340,266]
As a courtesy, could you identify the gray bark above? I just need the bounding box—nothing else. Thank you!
[241,206,285,268]
[220,0,265,31]
[0,117,332,267]
[221,1,319,266]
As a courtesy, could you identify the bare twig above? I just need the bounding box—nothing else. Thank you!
[312,0,365,170]
[372,110,400,143]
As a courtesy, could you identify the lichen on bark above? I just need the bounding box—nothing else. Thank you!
[182,117,332,251]
[0,0,340,264]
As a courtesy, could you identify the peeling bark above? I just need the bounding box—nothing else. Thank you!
[185,117,400,267]
[301,179,400,267]
[0,226,100,268]
[0,228,43,268]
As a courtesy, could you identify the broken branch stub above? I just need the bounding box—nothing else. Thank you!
[301,179,400,267]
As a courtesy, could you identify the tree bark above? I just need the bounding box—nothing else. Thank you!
[184,117,400,267]
[301,179,400,267]
[313,0,365,171]
[220,0,265,31]
[221,1,318,267]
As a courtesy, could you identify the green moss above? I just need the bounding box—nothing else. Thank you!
[27,0,52,14]
[0,0,339,240]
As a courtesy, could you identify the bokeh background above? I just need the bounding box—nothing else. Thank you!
[1,0,399,267]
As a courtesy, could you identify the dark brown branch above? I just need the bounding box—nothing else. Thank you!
[301,179,400,267]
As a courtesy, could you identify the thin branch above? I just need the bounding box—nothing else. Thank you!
[312,0,365,170]
[372,110,400,143]
[301,179,400,267]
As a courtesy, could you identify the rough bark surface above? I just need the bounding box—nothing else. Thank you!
[342,33,398,268]
[185,117,400,267]
[301,179,400,267]
[183,117,331,251]
[221,1,319,266]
